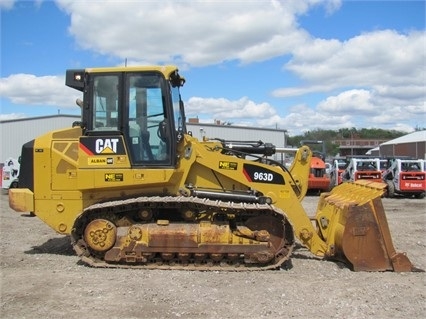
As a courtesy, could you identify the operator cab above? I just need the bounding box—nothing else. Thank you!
[66,66,186,167]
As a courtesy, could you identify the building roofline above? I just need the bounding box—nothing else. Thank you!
[380,130,426,145]
[187,122,287,133]
[0,114,81,124]
[1,114,287,133]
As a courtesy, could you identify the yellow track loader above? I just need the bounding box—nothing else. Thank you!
[9,66,413,271]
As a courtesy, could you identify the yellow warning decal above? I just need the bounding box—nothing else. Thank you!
[105,173,124,182]
[219,161,238,170]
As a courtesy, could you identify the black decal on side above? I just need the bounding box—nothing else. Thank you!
[243,163,284,184]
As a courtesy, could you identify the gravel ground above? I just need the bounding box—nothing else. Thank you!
[0,191,425,319]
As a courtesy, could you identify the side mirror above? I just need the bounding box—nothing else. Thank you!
[158,120,168,142]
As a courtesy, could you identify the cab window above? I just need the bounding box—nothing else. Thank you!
[93,75,119,130]
[126,74,170,164]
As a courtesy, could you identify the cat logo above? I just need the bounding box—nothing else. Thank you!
[96,138,119,154]
[80,136,126,156]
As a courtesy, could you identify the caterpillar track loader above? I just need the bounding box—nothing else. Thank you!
[9,66,413,271]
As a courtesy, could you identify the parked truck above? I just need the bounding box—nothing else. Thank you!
[2,157,20,190]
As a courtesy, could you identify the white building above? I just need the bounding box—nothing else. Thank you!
[1,115,288,163]
[0,115,81,161]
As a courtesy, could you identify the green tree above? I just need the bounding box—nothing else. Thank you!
[287,128,406,157]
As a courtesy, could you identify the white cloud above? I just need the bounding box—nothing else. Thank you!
[317,89,375,114]
[285,30,425,89]
[374,84,425,102]
[272,84,334,98]
[55,0,324,66]
[257,103,354,133]
[0,74,81,108]
[186,96,276,121]
[1,0,423,135]
[0,0,15,10]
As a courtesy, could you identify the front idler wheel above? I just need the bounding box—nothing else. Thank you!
[83,219,117,253]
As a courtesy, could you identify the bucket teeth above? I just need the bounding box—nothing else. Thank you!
[316,181,413,272]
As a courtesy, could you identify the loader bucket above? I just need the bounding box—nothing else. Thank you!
[315,180,413,272]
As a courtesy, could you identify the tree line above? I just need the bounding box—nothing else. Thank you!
[286,127,420,157]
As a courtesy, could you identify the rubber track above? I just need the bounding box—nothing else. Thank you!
[71,196,294,271]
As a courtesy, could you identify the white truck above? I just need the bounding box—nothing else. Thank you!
[2,157,20,190]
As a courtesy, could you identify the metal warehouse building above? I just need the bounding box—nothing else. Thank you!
[1,115,288,163]
[379,130,426,159]
[1,115,81,161]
